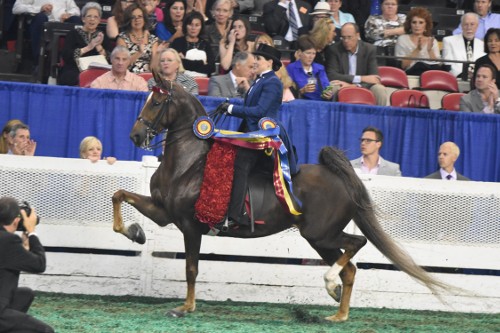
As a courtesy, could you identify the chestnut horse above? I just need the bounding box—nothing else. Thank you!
[112,74,448,321]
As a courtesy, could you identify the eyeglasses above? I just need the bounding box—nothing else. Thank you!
[359,138,379,143]
[85,15,100,19]
[121,0,135,3]
[340,36,356,41]
[131,15,144,20]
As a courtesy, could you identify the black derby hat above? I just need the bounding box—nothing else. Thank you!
[253,43,282,70]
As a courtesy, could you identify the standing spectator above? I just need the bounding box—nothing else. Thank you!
[106,0,136,40]
[171,11,216,77]
[325,22,387,106]
[287,36,333,101]
[452,0,500,40]
[0,197,53,333]
[309,1,333,25]
[425,142,470,181]
[350,126,402,176]
[204,0,233,60]
[472,28,500,90]
[117,4,160,73]
[13,0,82,70]
[147,48,199,94]
[6,123,36,156]
[162,0,186,43]
[208,51,255,97]
[327,0,355,30]
[308,17,336,65]
[58,2,112,86]
[364,0,406,49]
[394,7,441,76]
[442,13,485,78]
[0,119,24,154]
[219,16,254,71]
[460,64,500,114]
[80,136,117,164]
[263,0,312,47]
[90,46,149,91]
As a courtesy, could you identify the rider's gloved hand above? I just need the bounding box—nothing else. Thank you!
[209,102,230,118]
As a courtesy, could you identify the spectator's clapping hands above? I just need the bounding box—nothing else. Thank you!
[12,139,36,156]
[89,32,104,49]
[488,82,499,108]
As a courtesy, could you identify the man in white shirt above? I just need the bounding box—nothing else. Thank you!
[350,126,402,176]
[425,142,470,181]
[13,0,82,68]
[208,51,255,98]
[442,13,485,78]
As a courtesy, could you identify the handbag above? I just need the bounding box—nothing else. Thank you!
[77,55,109,71]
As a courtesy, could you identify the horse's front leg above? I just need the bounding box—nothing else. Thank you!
[168,228,202,317]
[112,189,168,244]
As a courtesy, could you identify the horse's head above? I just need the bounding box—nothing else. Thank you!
[130,70,206,149]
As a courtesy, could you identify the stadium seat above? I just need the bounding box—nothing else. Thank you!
[379,66,409,89]
[390,89,430,108]
[420,70,459,92]
[441,92,465,111]
[337,86,376,105]
[79,68,109,87]
[195,77,209,96]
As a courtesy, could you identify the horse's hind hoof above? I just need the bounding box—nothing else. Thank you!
[167,309,186,318]
[332,285,342,303]
[128,223,146,244]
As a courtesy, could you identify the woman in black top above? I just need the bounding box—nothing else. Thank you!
[473,28,500,90]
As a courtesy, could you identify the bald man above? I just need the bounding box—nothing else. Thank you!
[425,142,470,181]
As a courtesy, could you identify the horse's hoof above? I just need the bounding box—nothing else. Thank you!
[167,309,186,318]
[128,223,146,244]
[325,314,348,322]
[332,285,342,303]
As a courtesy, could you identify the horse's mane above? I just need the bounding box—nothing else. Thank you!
[158,79,208,118]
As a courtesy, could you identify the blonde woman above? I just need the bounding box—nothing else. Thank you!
[0,119,24,154]
[308,18,335,65]
[80,136,117,164]
[254,33,273,49]
[147,48,199,94]
[276,65,297,101]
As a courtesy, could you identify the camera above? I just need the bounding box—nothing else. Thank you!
[17,201,41,232]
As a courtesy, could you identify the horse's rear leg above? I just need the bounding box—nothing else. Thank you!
[112,189,168,244]
[313,233,367,322]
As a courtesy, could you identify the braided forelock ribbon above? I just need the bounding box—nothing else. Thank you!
[152,85,170,95]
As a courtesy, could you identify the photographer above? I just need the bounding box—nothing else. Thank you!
[0,197,54,333]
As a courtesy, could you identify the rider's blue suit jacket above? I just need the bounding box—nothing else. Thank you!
[230,71,299,174]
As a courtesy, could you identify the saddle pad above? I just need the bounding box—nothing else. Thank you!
[195,141,237,228]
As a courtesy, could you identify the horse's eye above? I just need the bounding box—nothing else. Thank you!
[153,100,161,106]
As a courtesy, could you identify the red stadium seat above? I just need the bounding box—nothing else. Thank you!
[420,70,459,92]
[390,90,430,108]
[79,68,109,88]
[441,92,465,111]
[379,66,409,89]
[195,77,209,96]
[337,86,376,105]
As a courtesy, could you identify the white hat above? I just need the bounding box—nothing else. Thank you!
[309,1,333,16]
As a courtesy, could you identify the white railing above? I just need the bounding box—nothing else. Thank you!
[1,155,499,313]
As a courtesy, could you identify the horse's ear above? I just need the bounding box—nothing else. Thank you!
[152,69,165,88]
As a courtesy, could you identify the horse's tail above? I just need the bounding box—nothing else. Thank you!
[318,146,450,294]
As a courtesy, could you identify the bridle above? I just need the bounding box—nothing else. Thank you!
[136,85,172,150]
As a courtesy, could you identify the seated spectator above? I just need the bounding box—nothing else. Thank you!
[147,48,199,94]
[276,63,297,101]
[460,64,500,114]
[287,35,332,101]
[208,51,254,97]
[328,0,355,30]
[58,2,112,86]
[171,11,216,77]
[472,28,500,90]
[80,136,117,164]
[425,142,470,181]
[452,0,500,41]
[117,4,160,73]
[162,0,186,44]
[325,23,387,106]
[13,0,82,70]
[309,1,333,25]
[90,46,149,91]
[364,0,406,49]
[350,126,402,176]
[106,0,136,40]
[442,13,485,79]
[254,33,274,49]
[142,0,171,41]
[309,17,335,66]
[394,7,441,76]
[1,119,24,154]
[204,0,233,60]
[6,123,36,156]
[219,16,254,71]
[263,0,312,47]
